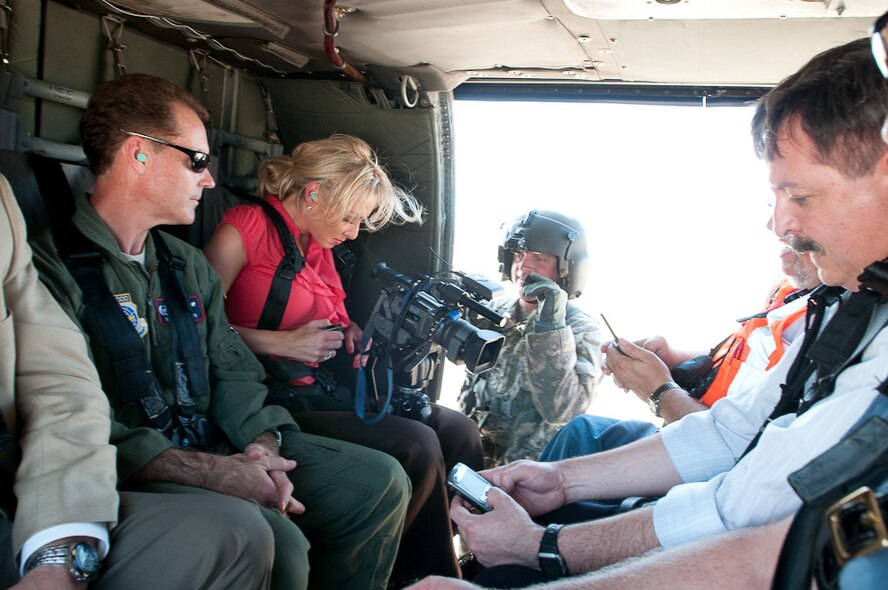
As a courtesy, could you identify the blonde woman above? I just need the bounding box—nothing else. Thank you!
[205,134,483,585]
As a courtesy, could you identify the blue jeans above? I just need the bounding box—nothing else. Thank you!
[539,414,658,461]
[840,547,888,589]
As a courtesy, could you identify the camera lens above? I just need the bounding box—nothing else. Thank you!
[434,316,504,374]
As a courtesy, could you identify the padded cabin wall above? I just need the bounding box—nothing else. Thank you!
[38,1,232,143]
[5,1,452,330]
[7,1,255,152]
[262,77,449,325]
[4,1,273,243]
[5,0,41,135]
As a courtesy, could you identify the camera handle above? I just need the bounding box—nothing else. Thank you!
[435,282,507,328]
[373,263,506,328]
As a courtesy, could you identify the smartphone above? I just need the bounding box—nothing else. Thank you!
[599,313,624,354]
[447,462,493,513]
[322,323,344,332]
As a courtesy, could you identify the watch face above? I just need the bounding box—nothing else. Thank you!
[71,542,100,579]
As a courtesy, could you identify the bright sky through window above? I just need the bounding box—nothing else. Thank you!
[441,99,785,422]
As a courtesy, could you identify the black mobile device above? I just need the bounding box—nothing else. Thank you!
[599,313,624,353]
[322,323,344,332]
[447,463,493,513]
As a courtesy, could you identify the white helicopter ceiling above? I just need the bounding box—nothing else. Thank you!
[92,0,883,91]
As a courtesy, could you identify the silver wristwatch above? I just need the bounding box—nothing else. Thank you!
[648,381,681,417]
[266,427,283,448]
[24,541,101,582]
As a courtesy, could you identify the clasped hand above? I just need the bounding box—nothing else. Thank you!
[215,443,305,515]
[602,338,672,402]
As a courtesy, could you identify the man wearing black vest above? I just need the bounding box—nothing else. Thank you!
[411,36,888,589]
[30,74,409,590]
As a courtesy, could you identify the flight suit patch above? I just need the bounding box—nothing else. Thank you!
[114,293,148,337]
[153,296,206,325]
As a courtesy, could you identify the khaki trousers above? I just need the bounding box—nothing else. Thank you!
[1,490,275,590]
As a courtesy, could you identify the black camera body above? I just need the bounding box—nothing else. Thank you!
[362,264,507,420]
[391,386,432,422]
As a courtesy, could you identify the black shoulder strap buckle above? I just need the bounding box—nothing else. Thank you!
[332,242,356,291]
[858,258,888,301]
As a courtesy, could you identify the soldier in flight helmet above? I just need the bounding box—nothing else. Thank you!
[497,209,590,299]
[460,209,602,468]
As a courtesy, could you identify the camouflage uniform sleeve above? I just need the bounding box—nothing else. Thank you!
[524,303,602,424]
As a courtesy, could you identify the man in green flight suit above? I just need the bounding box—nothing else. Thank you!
[30,73,409,590]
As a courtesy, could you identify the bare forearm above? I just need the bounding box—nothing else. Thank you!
[233,325,294,358]
[558,508,661,575]
[657,388,708,424]
[558,434,683,502]
[527,518,790,590]
[128,448,213,488]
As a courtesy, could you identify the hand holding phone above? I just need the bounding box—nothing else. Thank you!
[447,462,493,513]
[599,313,626,354]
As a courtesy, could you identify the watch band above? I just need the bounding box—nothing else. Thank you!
[648,381,681,417]
[24,542,100,582]
[24,545,68,571]
[538,523,569,578]
[266,427,283,448]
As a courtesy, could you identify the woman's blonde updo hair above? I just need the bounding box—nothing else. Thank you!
[258,134,424,231]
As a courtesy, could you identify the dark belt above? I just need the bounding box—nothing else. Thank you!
[827,485,888,567]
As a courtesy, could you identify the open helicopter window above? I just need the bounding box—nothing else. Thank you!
[440,95,781,423]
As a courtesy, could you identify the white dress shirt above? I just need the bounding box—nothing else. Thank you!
[653,301,888,547]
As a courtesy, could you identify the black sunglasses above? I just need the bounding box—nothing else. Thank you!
[872,11,888,79]
[122,130,211,172]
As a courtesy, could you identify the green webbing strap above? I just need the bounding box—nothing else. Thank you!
[189,49,211,115]
[101,15,127,79]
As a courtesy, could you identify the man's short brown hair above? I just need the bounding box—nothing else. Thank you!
[80,74,208,175]
[752,38,888,179]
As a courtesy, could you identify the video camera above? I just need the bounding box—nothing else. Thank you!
[361,263,507,421]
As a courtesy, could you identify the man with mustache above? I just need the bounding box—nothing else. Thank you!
[412,33,888,590]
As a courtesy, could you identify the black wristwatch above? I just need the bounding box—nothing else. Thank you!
[24,541,101,582]
[538,523,569,578]
[648,381,681,417]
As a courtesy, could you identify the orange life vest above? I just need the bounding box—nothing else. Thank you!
[697,279,808,407]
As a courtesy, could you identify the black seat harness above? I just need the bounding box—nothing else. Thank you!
[739,284,883,459]
[762,258,888,589]
[57,221,215,449]
[229,189,354,392]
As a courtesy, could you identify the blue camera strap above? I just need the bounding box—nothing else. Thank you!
[355,275,430,424]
